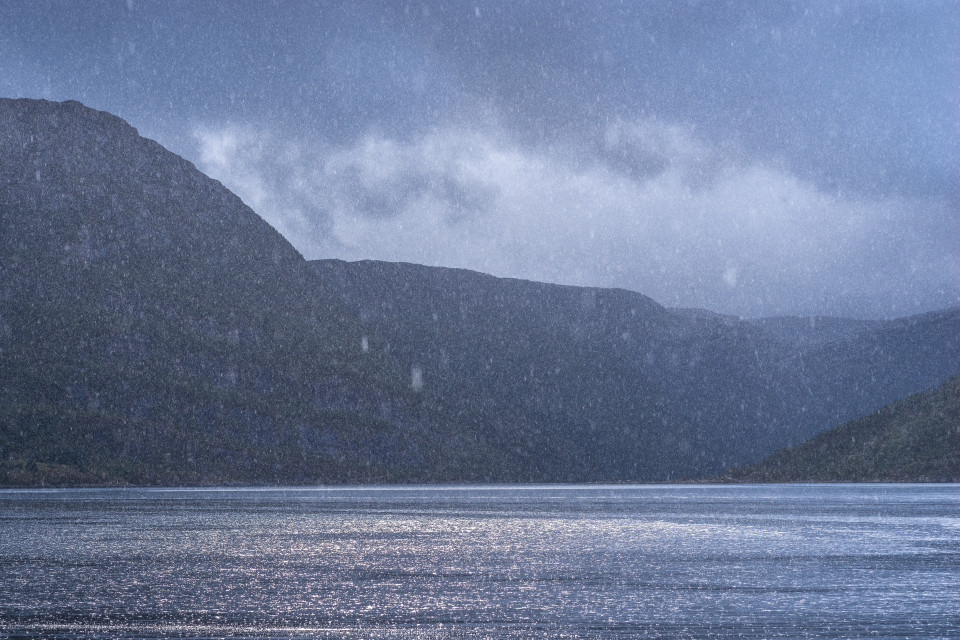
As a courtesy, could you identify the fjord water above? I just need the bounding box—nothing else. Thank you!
[0,485,957,639]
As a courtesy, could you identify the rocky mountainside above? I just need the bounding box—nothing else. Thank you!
[727,375,960,482]
[311,259,960,480]
[0,99,486,485]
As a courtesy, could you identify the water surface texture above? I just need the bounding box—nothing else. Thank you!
[1,484,957,639]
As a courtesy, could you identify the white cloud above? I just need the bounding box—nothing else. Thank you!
[193,119,958,318]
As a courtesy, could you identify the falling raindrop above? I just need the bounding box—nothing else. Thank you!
[411,365,424,391]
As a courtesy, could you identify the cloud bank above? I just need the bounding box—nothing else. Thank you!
[195,120,958,319]
[5,1,955,319]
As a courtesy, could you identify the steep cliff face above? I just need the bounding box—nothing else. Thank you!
[0,99,467,485]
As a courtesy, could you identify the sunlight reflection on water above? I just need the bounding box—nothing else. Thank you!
[0,484,958,639]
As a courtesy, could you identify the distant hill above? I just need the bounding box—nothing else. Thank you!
[311,259,960,480]
[0,99,487,486]
[746,315,880,350]
[725,375,960,482]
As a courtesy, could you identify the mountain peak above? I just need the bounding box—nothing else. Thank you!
[1,97,302,271]
[0,98,143,159]
[1,98,452,486]
[1,97,138,131]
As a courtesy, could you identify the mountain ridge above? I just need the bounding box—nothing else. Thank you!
[2,98,958,486]
[311,258,960,480]
[0,98,489,485]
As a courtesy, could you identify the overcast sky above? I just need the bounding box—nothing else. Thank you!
[3,0,957,318]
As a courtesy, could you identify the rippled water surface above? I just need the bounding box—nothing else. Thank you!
[0,484,957,639]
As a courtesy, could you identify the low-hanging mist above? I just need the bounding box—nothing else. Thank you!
[195,119,958,319]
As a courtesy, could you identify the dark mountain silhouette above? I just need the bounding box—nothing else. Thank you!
[726,375,960,482]
[311,259,960,480]
[2,98,957,486]
[0,98,486,485]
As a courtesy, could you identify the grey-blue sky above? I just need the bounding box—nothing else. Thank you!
[2,0,957,318]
